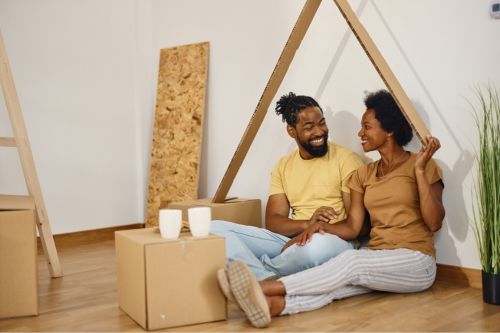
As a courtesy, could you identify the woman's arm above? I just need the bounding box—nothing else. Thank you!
[319,190,366,240]
[415,137,445,232]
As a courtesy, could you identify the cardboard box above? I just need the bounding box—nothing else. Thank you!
[0,195,35,210]
[168,198,262,228]
[115,228,226,330]
[0,209,38,318]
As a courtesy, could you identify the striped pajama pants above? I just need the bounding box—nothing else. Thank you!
[279,248,436,315]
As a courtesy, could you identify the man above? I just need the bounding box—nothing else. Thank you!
[211,92,364,281]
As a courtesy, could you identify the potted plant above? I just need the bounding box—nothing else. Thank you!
[471,85,500,305]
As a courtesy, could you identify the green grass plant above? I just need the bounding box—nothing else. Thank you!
[472,85,500,274]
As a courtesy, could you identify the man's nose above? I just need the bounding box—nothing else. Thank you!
[312,126,324,137]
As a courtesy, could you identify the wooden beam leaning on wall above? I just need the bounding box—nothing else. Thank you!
[0,31,62,278]
[212,0,431,203]
[146,42,209,227]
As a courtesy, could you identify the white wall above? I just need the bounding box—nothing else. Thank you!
[0,0,141,233]
[147,0,499,270]
[1,0,498,269]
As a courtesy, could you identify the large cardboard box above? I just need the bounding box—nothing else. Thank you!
[115,228,226,330]
[0,208,38,318]
[168,198,262,228]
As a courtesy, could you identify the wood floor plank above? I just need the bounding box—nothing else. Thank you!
[1,238,499,332]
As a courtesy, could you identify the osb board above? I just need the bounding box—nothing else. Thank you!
[146,42,209,227]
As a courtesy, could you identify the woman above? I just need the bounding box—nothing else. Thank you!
[219,90,445,328]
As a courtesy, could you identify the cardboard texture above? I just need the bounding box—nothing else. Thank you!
[115,228,226,330]
[212,0,430,204]
[168,198,262,228]
[0,209,38,318]
[0,195,35,210]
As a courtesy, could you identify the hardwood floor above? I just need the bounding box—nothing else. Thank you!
[1,236,500,332]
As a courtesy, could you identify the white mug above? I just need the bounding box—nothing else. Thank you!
[188,206,211,237]
[158,209,182,239]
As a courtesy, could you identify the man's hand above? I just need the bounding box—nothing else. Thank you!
[309,206,340,225]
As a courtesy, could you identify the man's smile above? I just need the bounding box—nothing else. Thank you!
[309,137,325,146]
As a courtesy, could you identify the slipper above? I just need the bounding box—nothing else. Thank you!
[216,268,235,303]
[228,260,271,328]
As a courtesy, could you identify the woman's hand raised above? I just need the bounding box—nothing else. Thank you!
[415,136,441,173]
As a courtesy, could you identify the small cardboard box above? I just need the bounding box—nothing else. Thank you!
[168,198,262,228]
[115,228,226,330]
[0,208,38,318]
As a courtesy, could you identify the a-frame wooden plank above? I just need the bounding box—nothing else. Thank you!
[212,0,431,203]
[212,0,322,203]
[333,0,430,143]
[0,31,62,278]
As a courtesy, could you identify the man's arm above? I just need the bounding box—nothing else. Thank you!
[320,189,366,239]
[292,189,367,246]
[265,193,308,237]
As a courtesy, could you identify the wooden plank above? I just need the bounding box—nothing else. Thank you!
[212,0,322,203]
[37,223,145,249]
[0,137,16,147]
[146,42,209,227]
[333,0,430,144]
[0,194,35,210]
[0,31,62,277]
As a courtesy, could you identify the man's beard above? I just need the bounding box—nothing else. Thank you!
[299,135,329,157]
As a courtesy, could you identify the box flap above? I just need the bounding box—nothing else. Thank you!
[0,195,35,211]
[116,228,221,245]
[169,197,259,208]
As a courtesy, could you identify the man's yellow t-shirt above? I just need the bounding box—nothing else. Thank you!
[269,141,363,223]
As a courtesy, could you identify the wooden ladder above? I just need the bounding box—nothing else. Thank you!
[0,30,62,278]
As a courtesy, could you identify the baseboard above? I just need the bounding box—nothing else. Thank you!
[436,263,482,289]
[37,223,145,249]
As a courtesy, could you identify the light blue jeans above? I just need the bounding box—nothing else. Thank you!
[210,220,354,280]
